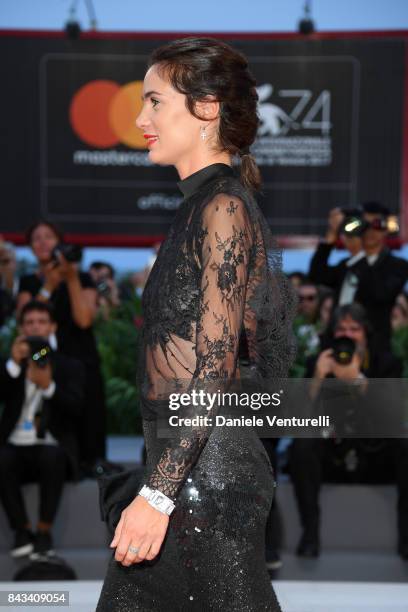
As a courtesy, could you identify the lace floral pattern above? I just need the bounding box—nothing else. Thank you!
[139,172,296,499]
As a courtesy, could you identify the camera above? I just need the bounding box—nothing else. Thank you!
[96,279,112,299]
[51,243,83,264]
[25,336,53,369]
[368,217,389,232]
[340,208,368,237]
[340,207,397,236]
[331,336,356,366]
[341,216,369,237]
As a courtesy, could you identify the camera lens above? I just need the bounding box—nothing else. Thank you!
[331,336,356,365]
[25,336,53,368]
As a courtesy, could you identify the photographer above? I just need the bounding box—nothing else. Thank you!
[89,261,120,319]
[0,301,84,558]
[289,304,408,560]
[356,202,408,350]
[310,202,408,351]
[309,206,366,304]
[16,221,107,475]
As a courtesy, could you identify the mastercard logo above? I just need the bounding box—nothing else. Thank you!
[69,80,147,149]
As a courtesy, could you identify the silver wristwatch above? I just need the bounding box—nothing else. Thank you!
[138,485,175,516]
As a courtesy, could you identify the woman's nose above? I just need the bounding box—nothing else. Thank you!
[136,107,149,130]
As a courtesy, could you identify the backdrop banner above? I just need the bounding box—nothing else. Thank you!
[0,32,406,243]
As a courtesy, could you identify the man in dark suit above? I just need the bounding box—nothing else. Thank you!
[309,206,366,302]
[310,202,408,351]
[355,202,408,350]
[0,301,84,558]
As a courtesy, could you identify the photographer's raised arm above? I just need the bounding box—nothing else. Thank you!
[309,349,334,401]
[0,337,28,403]
[17,258,98,329]
[16,263,63,314]
[309,347,368,403]
[0,360,19,402]
[309,208,345,287]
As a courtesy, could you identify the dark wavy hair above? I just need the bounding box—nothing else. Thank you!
[25,220,64,246]
[319,302,372,351]
[149,37,261,191]
[19,300,55,325]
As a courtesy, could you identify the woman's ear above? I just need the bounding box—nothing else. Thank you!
[195,96,220,122]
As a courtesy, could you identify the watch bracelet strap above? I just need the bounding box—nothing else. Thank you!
[138,484,176,515]
[39,287,51,299]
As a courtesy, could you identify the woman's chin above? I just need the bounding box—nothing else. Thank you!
[148,148,171,166]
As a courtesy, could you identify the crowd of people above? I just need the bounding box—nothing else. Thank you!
[285,202,408,564]
[0,222,125,560]
[0,202,408,566]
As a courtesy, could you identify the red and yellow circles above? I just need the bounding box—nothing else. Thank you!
[69,80,146,149]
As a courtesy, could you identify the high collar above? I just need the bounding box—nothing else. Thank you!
[177,163,234,199]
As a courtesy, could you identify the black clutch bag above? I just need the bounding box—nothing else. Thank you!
[97,467,145,536]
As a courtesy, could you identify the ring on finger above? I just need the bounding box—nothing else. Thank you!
[128,545,140,554]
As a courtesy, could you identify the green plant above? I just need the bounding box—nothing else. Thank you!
[289,316,320,378]
[94,296,143,434]
[392,326,408,378]
[0,317,17,361]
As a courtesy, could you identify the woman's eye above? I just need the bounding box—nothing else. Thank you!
[151,98,160,108]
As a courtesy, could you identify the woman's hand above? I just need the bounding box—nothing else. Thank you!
[110,495,169,567]
[55,253,79,283]
[314,348,334,380]
[11,336,30,365]
[42,261,63,293]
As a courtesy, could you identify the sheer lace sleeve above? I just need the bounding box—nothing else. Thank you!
[144,193,253,500]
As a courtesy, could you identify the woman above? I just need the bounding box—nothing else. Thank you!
[17,221,107,472]
[97,38,295,611]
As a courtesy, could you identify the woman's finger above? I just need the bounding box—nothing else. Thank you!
[144,539,162,561]
[130,539,152,565]
[121,538,150,567]
[110,514,124,548]
[115,534,132,563]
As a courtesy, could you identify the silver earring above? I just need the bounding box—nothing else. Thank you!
[200,126,207,141]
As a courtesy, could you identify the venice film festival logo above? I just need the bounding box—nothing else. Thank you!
[69,79,332,168]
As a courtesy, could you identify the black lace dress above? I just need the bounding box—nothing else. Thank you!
[97,163,295,611]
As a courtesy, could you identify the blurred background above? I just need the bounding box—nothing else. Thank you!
[0,0,407,273]
[1,1,408,609]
